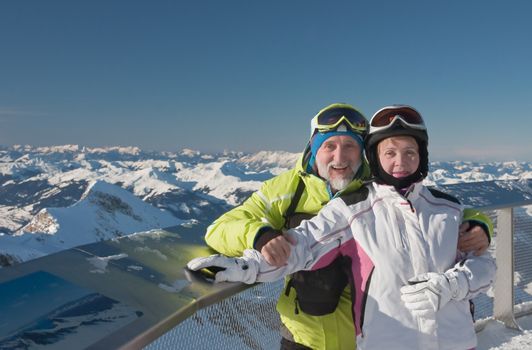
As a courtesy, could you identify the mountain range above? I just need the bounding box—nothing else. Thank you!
[0,144,530,266]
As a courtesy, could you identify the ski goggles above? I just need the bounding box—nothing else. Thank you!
[311,107,368,136]
[369,105,426,134]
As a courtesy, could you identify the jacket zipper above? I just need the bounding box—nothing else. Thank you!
[359,267,375,338]
[406,199,415,213]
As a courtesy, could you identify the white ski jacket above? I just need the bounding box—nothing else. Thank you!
[247,181,495,350]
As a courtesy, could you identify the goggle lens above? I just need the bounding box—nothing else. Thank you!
[316,108,367,133]
[371,107,424,128]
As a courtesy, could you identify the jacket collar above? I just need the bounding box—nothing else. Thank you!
[374,181,424,200]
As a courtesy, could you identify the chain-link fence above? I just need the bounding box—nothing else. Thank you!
[146,280,283,350]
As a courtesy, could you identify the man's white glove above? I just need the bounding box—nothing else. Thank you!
[400,271,466,318]
[187,253,259,284]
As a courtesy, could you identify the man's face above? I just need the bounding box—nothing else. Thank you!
[315,135,362,193]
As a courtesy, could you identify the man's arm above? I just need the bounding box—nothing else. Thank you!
[204,192,282,257]
[204,171,297,257]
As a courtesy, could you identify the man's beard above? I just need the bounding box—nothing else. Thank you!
[316,160,361,192]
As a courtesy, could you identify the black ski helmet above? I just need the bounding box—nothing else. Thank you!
[365,105,429,187]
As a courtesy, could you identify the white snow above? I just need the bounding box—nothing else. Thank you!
[477,314,532,349]
[176,161,264,205]
[0,180,182,264]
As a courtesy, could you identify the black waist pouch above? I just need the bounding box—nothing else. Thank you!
[285,255,348,316]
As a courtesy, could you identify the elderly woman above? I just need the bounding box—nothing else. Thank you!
[188,105,495,350]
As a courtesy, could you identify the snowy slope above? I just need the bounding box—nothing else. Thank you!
[0,180,182,265]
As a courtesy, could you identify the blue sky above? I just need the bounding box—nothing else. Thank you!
[1,0,531,161]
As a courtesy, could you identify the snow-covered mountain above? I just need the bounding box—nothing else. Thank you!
[0,144,530,266]
[0,180,182,265]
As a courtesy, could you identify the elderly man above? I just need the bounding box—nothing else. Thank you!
[203,103,490,350]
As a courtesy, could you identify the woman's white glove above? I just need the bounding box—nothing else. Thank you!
[187,252,260,284]
[400,271,466,318]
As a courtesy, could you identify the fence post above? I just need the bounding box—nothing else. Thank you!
[493,207,521,330]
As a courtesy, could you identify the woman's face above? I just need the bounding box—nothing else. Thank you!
[377,136,420,178]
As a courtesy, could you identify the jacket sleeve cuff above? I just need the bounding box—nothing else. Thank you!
[253,227,282,251]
